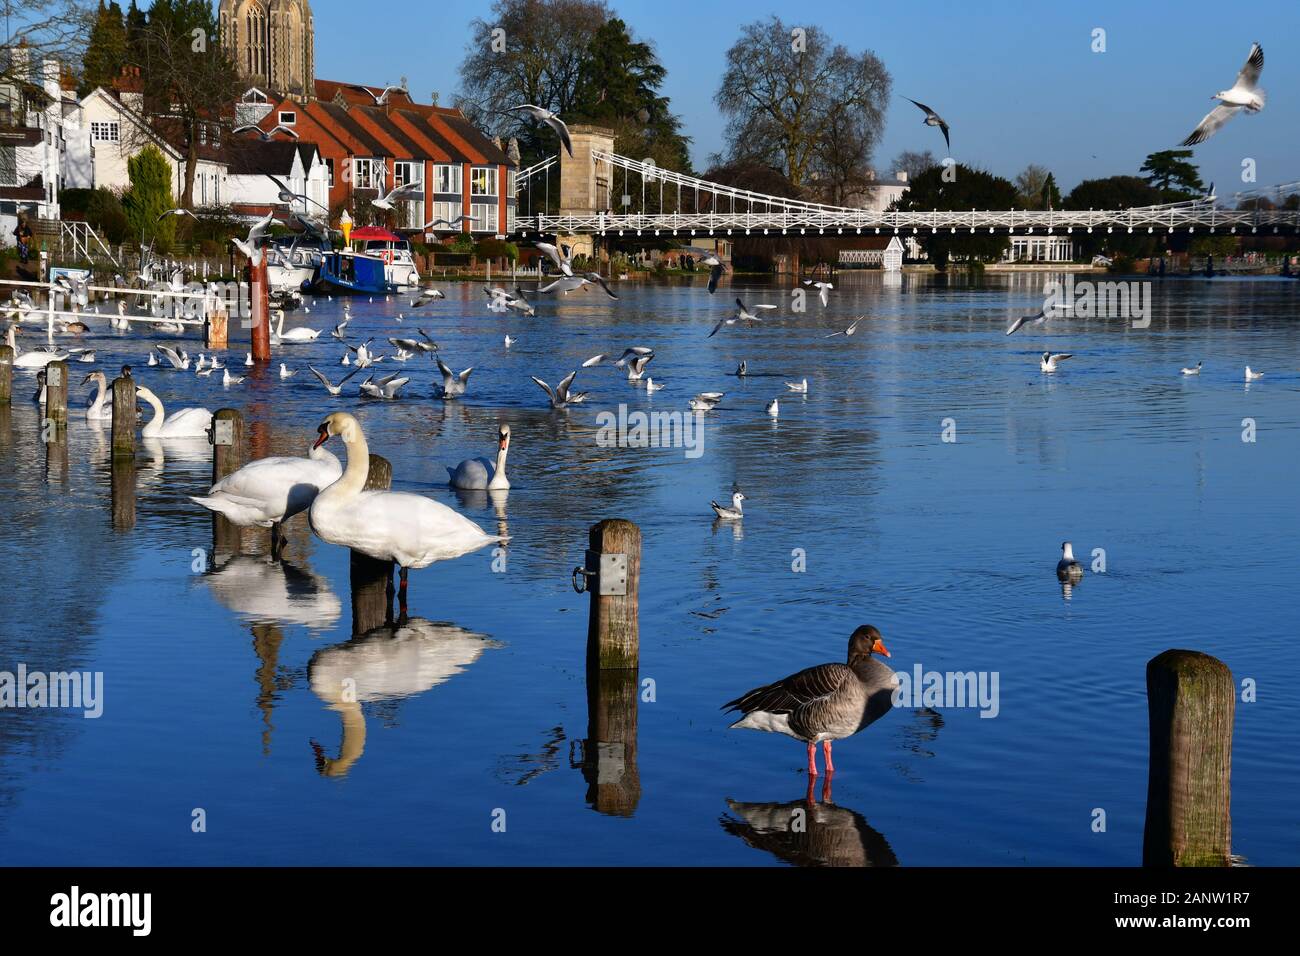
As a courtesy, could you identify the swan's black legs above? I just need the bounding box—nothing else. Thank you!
[398,566,409,616]
[270,522,282,560]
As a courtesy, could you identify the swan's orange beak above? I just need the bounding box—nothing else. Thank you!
[313,424,329,449]
[498,434,508,451]
[872,638,891,658]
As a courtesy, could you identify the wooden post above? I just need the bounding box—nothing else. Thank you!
[111,456,136,532]
[210,408,245,556]
[44,360,68,427]
[205,307,228,350]
[350,454,394,634]
[111,375,136,459]
[249,257,271,363]
[0,344,12,405]
[1143,649,1234,867]
[583,518,641,671]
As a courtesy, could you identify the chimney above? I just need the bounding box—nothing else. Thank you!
[9,41,31,83]
[42,58,60,101]
[896,171,908,183]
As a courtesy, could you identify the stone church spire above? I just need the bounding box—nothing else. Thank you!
[218,0,315,100]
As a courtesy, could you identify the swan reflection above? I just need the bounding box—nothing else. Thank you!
[308,618,499,776]
[202,554,341,629]
[722,777,898,867]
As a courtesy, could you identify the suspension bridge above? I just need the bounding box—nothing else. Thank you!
[511,126,1300,240]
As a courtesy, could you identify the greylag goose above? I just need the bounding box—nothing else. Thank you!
[724,625,897,776]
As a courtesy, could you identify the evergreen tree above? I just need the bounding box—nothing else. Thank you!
[80,1,128,95]
[891,164,1018,270]
[122,144,176,251]
[1139,150,1204,201]
[1040,172,1061,210]
[125,0,149,66]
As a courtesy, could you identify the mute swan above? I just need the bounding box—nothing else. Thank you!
[308,412,504,605]
[5,324,69,369]
[191,443,342,557]
[724,625,895,776]
[82,371,114,421]
[447,424,511,490]
[136,385,213,438]
[275,310,321,342]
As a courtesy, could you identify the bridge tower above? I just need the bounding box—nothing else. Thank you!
[556,126,614,260]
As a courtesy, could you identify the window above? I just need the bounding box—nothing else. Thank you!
[470,167,495,196]
[428,200,462,229]
[470,202,496,232]
[399,200,423,230]
[393,161,421,189]
[507,168,517,198]
[325,158,334,187]
[278,111,296,126]
[0,146,16,186]
[432,163,461,194]
[90,121,119,143]
[352,157,382,190]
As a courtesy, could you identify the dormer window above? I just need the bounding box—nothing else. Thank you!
[279,111,296,127]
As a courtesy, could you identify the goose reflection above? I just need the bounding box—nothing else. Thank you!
[202,554,341,629]
[308,618,499,777]
[722,777,898,867]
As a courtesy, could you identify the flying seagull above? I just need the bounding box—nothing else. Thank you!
[234,123,298,141]
[903,97,951,151]
[802,280,833,307]
[535,242,575,277]
[410,285,446,308]
[421,214,478,230]
[348,83,406,106]
[1005,307,1055,336]
[507,104,573,157]
[531,370,588,408]
[230,211,275,266]
[267,174,329,214]
[709,298,776,337]
[824,317,863,338]
[308,365,360,396]
[372,181,423,211]
[156,208,199,223]
[435,357,474,399]
[698,251,727,294]
[1180,43,1265,147]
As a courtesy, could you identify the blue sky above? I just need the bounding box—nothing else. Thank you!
[309,0,1298,196]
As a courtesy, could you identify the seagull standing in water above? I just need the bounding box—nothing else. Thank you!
[1181,361,1202,376]
[1040,351,1073,372]
[785,378,809,393]
[902,97,951,150]
[507,104,573,157]
[1245,366,1264,381]
[1180,43,1265,146]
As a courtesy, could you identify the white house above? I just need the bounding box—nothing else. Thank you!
[223,139,329,218]
[838,235,905,270]
[1,47,65,243]
[859,170,910,213]
[1003,235,1074,263]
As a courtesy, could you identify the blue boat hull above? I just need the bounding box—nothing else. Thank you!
[309,252,399,295]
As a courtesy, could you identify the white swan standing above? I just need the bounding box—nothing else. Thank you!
[308,412,505,606]
[136,385,213,438]
[5,324,68,369]
[447,425,511,490]
[275,311,321,342]
[191,443,343,558]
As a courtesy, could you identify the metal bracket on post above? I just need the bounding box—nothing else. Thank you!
[46,364,62,387]
[211,419,234,446]
[571,550,627,595]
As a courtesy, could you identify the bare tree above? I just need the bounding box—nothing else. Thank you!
[715,17,890,189]
[1014,164,1051,209]
[891,149,936,182]
[0,0,92,87]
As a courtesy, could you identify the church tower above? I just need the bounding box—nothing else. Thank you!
[218,0,315,100]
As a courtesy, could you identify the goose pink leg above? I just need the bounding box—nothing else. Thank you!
[823,739,835,774]
[806,741,819,777]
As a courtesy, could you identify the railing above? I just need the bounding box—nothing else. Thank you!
[59,221,121,269]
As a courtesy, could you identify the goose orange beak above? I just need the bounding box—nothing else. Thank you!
[872,638,891,658]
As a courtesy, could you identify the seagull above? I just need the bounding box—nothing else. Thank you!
[245,351,254,366]
[387,329,437,355]
[359,371,409,400]
[155,344,190,370]
[308,365,360,396]
[420,214,477,230]
[410,285,446,308]
[506,287,536,316]
[231,212,274,266]
[156,208,199,223]
[435,357,474,399]
[372,182,423,211]
[1180,43,1265,146]
[735,360,748,377]
[1056,542,1083,582]
[1181,361,1202,376]
[280,363,296,379]
[196,365,215,377]
[698,251,727,294]
[233,123,298,141]
[348,83,406,106]
[147,351,158,367]
[766,398,779,418]
[504,335,516,348]
[267,174,329,214]
[584,347,653,369]
[1040,351,1073,372]
[331,319,349,341]
[825,317,863,338]
[711,492,745,520]
[645,378,664,393]
[709,298,776,337]
[531,370,588,408]
[535,242,575,277]
[507,104,573,157]
[624,354,654,381]
[802,280,833,307]
[1005,307,1055,336]
[903,97,951,150]
[1245,366,1264,381]
[690,393,723,411]
[222,368,245,386]
[785,378,808,393]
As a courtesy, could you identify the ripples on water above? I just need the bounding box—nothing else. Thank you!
[0,271,1296,865]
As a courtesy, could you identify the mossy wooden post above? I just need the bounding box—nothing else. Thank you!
[44,359,68,427]
[0,344,12,405]
[1143,649,1234,867]
[110,375,136,459]
[210,408,244,556]
[350,454,393,633]
[249,257,271,364]
[584,519,640,670]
